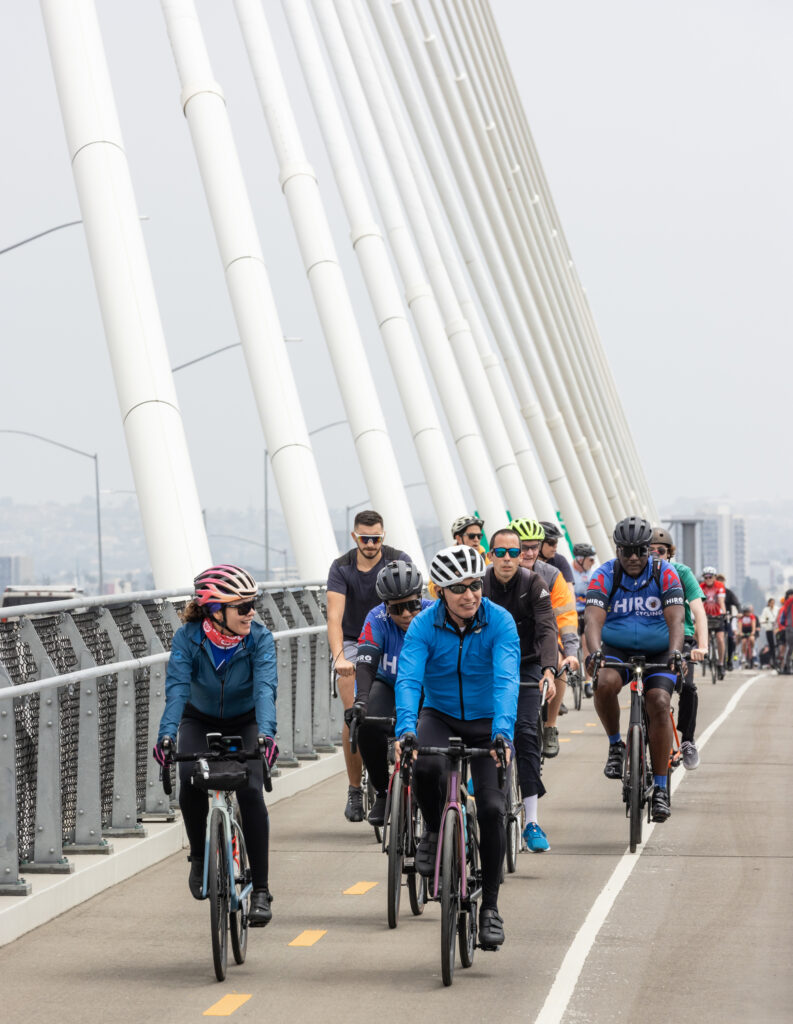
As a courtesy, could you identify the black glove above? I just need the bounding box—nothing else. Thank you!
[343,701,366,729]
[258,734,279,768]
[153,736,173,767]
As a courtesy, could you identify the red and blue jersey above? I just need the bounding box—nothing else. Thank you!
[586,557,684,653]
[356,599,434,688]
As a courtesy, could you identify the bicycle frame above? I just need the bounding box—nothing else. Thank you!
[200,787,252,912]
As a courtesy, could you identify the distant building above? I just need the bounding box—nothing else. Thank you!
[0,554,34,592]
[697,505,749,596]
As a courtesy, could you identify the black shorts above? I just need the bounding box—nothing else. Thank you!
[600,644,677,693]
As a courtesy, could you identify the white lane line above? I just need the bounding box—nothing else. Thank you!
[535,672,767,1024]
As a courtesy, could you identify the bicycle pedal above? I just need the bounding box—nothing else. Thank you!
[478,943,500,952]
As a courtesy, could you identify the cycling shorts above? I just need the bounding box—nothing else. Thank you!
[707,617,726,634]
[600,644,677,693]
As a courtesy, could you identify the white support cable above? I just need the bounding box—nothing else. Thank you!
[391,0,609,554]
[277,0,466,537]
[333,0,532,520]
[40,0,212,588]
[450,0,625,522]
[353,0,554,523]
[370,0,590,542]
[310,0,507,532]
[219,0,425,570]
[426,0,617,538]
[476,0,653,515]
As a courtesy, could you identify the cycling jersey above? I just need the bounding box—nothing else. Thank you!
[739,613,757,635]
[395,597,520,741]
[586,557,684,653]
[356,598,434,690]
[700,579,726,618]
[572,563,594,614]
[671,560,704,639]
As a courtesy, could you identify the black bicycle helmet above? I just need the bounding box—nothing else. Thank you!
[613,516,653,547]
[539,520,561,540]
[375,560,423,601]
[573,542,596,559]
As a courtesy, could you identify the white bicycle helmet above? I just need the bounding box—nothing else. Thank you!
[429,545,487,587]
[701,566,718,577]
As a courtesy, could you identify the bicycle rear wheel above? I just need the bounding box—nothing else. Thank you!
[208,808,230,981]
[386,774,404,929]
[440,810,461,987]
[573,670,583,710]
[709,636,718,685]
[407,799,427,916]
[627,725,644,853]
[229,815,250,965]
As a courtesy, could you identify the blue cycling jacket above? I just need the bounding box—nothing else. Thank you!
[158,619,277,742]
[395,597,520,742]
[586,557,684,653]
[356,599,434,688]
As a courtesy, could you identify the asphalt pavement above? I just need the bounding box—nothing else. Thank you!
[1,668,790,1024]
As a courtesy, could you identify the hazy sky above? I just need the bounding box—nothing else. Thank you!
[1,2,791,544]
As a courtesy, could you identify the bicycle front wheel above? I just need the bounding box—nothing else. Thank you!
[208,808,230,981]
[386,774,404,929]
[709,637,718,685]
[505,765,522,873]
[628,725,644,853]
[229,815,250,965]
[407,800,427,916]
[440,810,461,987]
[459,813,478,969]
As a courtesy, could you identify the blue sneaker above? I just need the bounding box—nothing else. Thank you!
[523,822,550,853]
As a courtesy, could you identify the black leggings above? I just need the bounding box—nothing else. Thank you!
[177,708,270,889]
[357,680,395,796]
[514,685,546,800]
[414,709,506,911]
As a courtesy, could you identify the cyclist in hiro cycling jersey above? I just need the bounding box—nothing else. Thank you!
[153,565,278,927]
[348,561,432,827]
[511,518,579,758]
[395,545,519,948]
[585,517,685,823]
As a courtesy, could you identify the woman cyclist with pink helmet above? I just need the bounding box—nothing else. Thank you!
[154,564,277,926]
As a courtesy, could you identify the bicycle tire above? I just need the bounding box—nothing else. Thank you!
[440,810,460,987]
[573,670,583,710]
[459,813,478,969]
[364,775,382,844]
[505,765,522,873]
[209,808,229,982]
[386,774,404,929]
[407,800,427,916]
[229,815,250,965]
[709,636,718,686]
[628,725,644,853]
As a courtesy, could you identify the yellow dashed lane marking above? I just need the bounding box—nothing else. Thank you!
[570,730,584,734]
[559,737,571,743]
[289,930,327,947]
[586,723,598,727]
[344,881,378,895]
[204,994,252,1016]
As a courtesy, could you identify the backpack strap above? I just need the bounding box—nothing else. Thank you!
[607,558,662,605]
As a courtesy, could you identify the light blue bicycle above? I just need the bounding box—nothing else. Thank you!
[164,733,272,981]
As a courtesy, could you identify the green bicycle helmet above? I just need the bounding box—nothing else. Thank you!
[510,518,545,542]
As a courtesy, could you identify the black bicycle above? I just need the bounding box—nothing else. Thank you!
[382,739,427,928]
[591,654,681,853]
[348,711,395,845]
[162,735,272,981]
[705,616,725,683]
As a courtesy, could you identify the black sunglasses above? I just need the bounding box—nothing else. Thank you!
[354,533,384,545]
[492,547,521,558]
[464,531,482,541]
[619,544,650,558]
[387,598,422,615]
[230,600,256,615]
[446,579,484,594]
[543,538,559,547]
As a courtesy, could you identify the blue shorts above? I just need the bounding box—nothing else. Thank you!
[601,644,677,693]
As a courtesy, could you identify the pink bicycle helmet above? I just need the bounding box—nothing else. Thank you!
[194,564,258,605]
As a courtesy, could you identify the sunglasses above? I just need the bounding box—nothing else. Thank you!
[446,579,483,594]
[543,538,558,547]
[521,543,540,553]
[464,532,482,541]
[648,545,668,556]
[619,544,650,558]
[387,598,423,615]
[354,533,384,545]
[230,600,256,615]
[492,547,521,558]
[703,574,715,580]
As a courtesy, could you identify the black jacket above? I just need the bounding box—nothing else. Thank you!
[483,566,558,680]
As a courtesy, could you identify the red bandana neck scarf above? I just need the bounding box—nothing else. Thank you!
[202,617,244,649]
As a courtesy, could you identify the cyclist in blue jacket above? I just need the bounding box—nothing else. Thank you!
[585,518,684,823]
[154,564,277,926]
[348,560,432,826]
[395,545,520,948]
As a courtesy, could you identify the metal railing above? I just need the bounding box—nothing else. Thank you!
[0,582,339,896]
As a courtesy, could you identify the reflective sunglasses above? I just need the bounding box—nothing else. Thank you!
[230,600,256,615]
[492,546,521,558]
[648,545,668,556]
[464,531,482,541]
[619,544,650,558]
[354,533,384,545]
[446,579,483,594]
[387,598,423,615]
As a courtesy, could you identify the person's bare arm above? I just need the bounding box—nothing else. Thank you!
[584,605,606,659]
[690,597,708,661]
[664,603,685,662]
[327,591,354,677]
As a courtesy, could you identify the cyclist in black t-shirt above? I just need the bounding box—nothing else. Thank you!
[538,520,575,586]
[326,509,411,822]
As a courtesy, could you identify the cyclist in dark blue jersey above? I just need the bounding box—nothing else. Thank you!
[348,561,432,826]
[585,517,685,823]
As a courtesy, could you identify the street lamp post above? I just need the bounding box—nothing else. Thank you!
[209,533,289,579]
[0,429,103,594]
